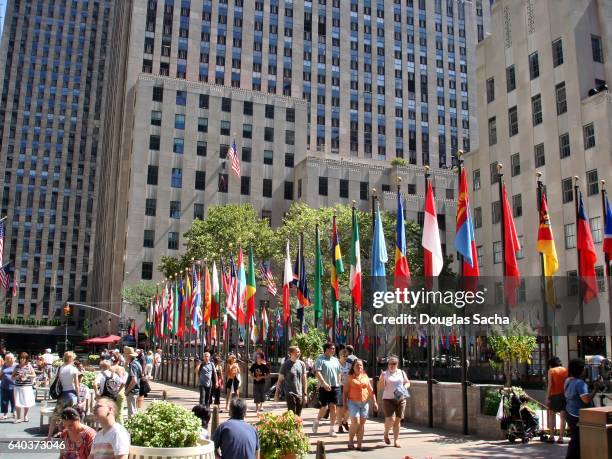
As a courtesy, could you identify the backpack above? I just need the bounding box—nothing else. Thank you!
[49,367,64,400]
[101,373,121,401]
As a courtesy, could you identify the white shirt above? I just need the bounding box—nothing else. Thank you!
[153,353,161,365]
[42,353,55,365]
[91,423,130,459]
[382,369,406,400]
[57,364,80,391]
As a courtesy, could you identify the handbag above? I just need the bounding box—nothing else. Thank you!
[49,367,63,400]
[392,370,410,401]
[140,378,151,396]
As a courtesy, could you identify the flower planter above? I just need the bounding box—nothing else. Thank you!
[280,453,298,459]
[128,440,215,459]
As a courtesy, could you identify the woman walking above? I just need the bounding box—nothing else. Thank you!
[546,356,567,443]
[212,355,223,411]
[144,351,154,379]
[378,355,410,448]
[58,407,96,459]
[1,353,16,419]
[343,359,378,451]
[249,352,269,414]
[224,355,240,411]
[47,351,80,438]
[12,352,36,423]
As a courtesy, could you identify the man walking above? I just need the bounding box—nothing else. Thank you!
[212,398,259,459]
[195,352,217,407]
[153,349,162,380]
[123,347,142,418]
[275,346,307,418]
[90,398,130,459]
[313,343,341,437]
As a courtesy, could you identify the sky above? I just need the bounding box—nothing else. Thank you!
[0,2,5,37]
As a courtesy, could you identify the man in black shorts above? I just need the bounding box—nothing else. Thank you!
[275,346,307,418]
[313,343,341,437]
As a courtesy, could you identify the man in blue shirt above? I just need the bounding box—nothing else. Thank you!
[213,398,259,459]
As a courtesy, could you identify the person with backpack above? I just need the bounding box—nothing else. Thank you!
[378,355,410,448]
[195,352,218,407]
[47,351,80,439]
[95,360,122,405]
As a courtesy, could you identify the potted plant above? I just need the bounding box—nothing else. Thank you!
[125,401,214,458]
[88,354,100,365]
[256,411,310,459]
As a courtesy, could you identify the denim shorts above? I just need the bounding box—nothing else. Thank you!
[347,400,369,419]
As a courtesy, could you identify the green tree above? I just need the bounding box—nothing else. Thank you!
[487,321,538,387]
[121,281,157,312]
[290,329,327,360]
[158,256,187,279]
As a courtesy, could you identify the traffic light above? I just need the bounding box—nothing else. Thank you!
[63,303,72,317]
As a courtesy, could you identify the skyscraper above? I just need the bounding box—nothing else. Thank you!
[88,0,490,334]
[0,0,113,348]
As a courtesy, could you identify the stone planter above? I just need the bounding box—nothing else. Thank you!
[128,440,215,459]
[474,414,506,440]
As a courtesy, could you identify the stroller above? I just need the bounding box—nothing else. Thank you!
[499,388,544,443]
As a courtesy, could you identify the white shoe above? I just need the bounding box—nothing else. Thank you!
[312,418,319,434]
[329,428,337,437]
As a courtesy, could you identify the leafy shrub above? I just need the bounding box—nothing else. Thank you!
[256,410,310,459]
[290,329,326,361]
[88,355,100,363]
[125,401,200,448]
[81,371,97,389]
[483,386,539,416]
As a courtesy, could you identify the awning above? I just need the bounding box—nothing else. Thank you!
[82,334,121,345]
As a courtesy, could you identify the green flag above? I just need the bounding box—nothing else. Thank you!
[172,280,179,335]
[314,226,323,325]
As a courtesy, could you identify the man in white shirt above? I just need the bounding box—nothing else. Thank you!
[153,349,162,381]
[42,348,55,380]
[90,398,130,459]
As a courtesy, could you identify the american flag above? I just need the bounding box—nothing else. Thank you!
[0,220,5,266]
[228,140,240,177]
[259,261,278,296]
[0,264,9,291]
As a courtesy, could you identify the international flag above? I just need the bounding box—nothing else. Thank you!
[262,306,269,340]
[422,181,443,276]
[394,191,411,288]
[330,215,344,317]
[455,169,479,276]
[145,300,154,337]
[259,262,278,296]
[246,247,257,324]
[192,267,202,332]
[163,285,169,336]
[178,277,186,338]
[536,191,559,276]
[349,206,362,311]
[282,242,293,324]
[203,266,211,326]
[576,190,598,302]
[0,220,5,266]
[228,140,240,177]
[371,203,388,291]
[237,249,247,325]
[185,271,193,331]
[501,184,521,278]
[603,193,612,260]
[313,226,324,324]
[171,280,178,335]
[211,262,220,324]
[296,241,310,307]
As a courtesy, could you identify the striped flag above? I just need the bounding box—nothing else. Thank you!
[282,242,292,324]
[259,262,278,296]
[0,264,9,291]
[228,140,240,177]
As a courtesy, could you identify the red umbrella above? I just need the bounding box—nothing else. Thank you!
[83,335,121,345]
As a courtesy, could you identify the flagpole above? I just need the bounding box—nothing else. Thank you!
[601,180,612,345]
[332,212,337,346]
[299,233,305,334]
[456,151,469,436]
[536,173,552,369]
[573,176,585,348]
[424,166,434,429]
[371,187,378,378]
[396,177,405,373]
[181,270,187,387]
[187,264,193,388]
[350,201,356,348]
[171,274,177,384]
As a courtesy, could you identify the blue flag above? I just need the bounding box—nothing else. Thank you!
[371,204,388,292]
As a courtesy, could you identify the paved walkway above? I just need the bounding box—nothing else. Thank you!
[148,380,568,458]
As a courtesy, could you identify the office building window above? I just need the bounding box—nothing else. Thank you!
[587,169,599,196]
[506,65,516,92]
[512,194,522,218]
[171,168,182,188]
[492,201,501,224]
[486,77,494,103]
[168,232,179,250]
[153,86,164,102]
[564,223,575,249]
[511,153,520,177]
[199,94,209,109]
[286,108,295,122]
[145,198,156,216]
[488,117,497,145]
[195,171,206,190]
[218,173,228,193]
[493,241,502,264]
[220,144,229,159]
[151,111,162,126]
[285,153,294,168]
[265,104,274,119]
[559,133,570,158]
[528,52,539,79]
[531,94,542,125]
[284,181,293,200]
[534,143,545,168]
[562,178,573,203]
[508,106,518,137]
[221,97,232,112]
[147,165,158,185]
[285,130,295,145]
[143,230,155,248]
[194,203,204,220]
[220,120,231,136]
[552,38,563,67]
[173,138,184,154]
[473,169,481,190]
[241,176,250,195]
[339,179,349,198]
[242,147,251,162]
[360,182,368,200]
[263,150,273,165]
[591,217,602,243]
[265,127,274,142]
[176,90,187,106]
[243,101,253,115]
[591,35,603,63]
[243,124,252,139]
[149,135,160,150]
[263,179,273,198]
[474,206,482,228]
[477,245,483,267]
[556,82,567,115]
[169,201,181,219]
[175,114,185,129]
[197,141,207,156]
[198,117,208,133]
[141,262,153,280]
[319,177,328,196]
[583,123,595,149]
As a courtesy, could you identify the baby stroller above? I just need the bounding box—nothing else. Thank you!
[499,388,543,443]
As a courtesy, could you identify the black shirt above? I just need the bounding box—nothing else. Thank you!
[249,363,269,385]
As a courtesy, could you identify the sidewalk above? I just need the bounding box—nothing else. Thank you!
[149,380,568,458]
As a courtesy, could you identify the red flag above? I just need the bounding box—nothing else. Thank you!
[577,191,598,302]
[282,242,292,324]
[502,184,521,304]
